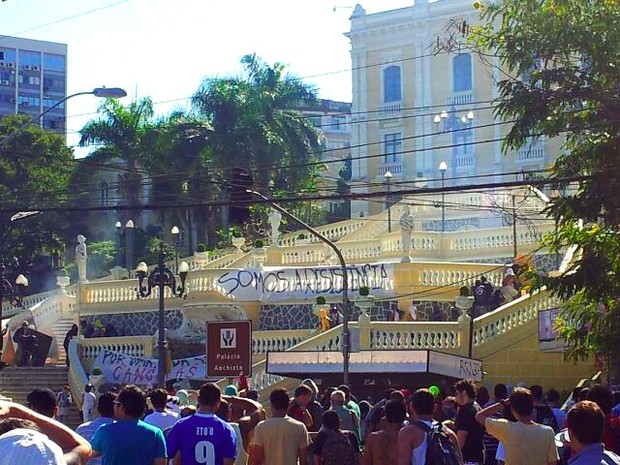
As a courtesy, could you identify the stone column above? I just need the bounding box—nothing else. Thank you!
[354,296,374,350]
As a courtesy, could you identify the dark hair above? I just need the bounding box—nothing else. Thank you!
[150,388,168,409]
[215,398,229,421]
[389,390,405,403]
[98,392,116,417]
[198,383,221,407]
[384,387,397,400]
[567,401,605,445]
[269,388,290,411]
[322,410,340,430]
[577,387,589,402]
[0,418,41,436]
[546,388,560,405]
[494,383,508,400]
[385,399,407,424]
[337,384,351,399]
[181,406,197,418]
[529,385,544,401]
[26,388,57,418]
[454,379,476,399]
[246,389,259,401]
[586,384,613,415]
[411,388,435,416]
[359,400,372,419]
[115,385,146,419]
[509,387,534,417]
[294,385,312,398]
[476,386,490,407]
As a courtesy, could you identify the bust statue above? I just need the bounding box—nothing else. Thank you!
[269,209,282,246]
[399,206,414,262]
[76,234,88,283]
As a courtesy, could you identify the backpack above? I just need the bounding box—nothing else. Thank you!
[321,430,357,465]
[415,421,461,465]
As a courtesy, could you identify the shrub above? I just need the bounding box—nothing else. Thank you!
[254,239,264,248]
[92,367,103,376]
[359,286,370,296]
[197,243,207,252]
[316,296,327,305]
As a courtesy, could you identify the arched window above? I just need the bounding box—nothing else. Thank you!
[453,54,472,92]
[98,180,109,206]
[383,66,401,102]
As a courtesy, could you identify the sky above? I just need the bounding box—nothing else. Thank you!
[0,0,413,156]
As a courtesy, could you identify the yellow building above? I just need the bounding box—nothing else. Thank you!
[346,1,561,219]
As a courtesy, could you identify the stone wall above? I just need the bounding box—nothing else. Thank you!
[82,311,183,337]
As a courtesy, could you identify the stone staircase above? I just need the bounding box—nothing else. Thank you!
[0,365,82,429]
[52,318,76,365]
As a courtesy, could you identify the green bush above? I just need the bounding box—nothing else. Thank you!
[316,296,327,305]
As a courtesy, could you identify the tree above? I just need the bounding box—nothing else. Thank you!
[0,115,73,263]
[78,97,156,211]
[468,0,620,386]
[191,54,322,231]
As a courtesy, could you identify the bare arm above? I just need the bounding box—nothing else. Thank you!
[0,401,91,465]
[248,444,264,465]
[475,401,504,426]
[298,445,308,465]
[152,459,166,465]
[398,428,414,465]
[222,394,262,413]
[446,429,464,465]
[456,430,468,450]
[223,459,234,465]
[362,434,375,465]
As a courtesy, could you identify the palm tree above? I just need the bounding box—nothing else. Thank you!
[191,54,322,231]
[78,97,155,210]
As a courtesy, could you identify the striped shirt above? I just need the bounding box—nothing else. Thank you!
[76,416,115,465]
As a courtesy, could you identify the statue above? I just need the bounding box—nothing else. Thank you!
[269,209,282,246]
[76,234,88,283]
[399,206,414,263]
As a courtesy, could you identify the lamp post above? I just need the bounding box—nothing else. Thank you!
[136,248,189,388]
[439,161,447,232]
[247,189,352,385]
[170,226,180,273]
[114,221,122,267]
[0,259,29,354]
[125,220,135,273]
[0,87,127,147]
[384,170,393,233]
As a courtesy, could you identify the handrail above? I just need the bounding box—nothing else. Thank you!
[67,339,90,409]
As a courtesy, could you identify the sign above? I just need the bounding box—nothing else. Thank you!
[538,307,560,342]
[428,351,483,382]
[206,320,252,378]
[93,349,207,385]
[215,263,395,301]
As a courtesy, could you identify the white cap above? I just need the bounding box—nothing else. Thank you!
[0,429,66,465]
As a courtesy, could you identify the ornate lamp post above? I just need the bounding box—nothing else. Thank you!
[439,161,448,232]
[170,225,180,273]
[0,259,29,354]
[384,170,393,233]
[136,248,189,388]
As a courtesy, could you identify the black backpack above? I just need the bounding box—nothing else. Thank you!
[415,421,462,465]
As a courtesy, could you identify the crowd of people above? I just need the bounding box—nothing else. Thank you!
[1,377,620,465]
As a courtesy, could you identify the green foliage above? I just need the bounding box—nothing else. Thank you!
[254,239,264,248]
[197,243,207,253]
[87,240,116,278]
[359,286,370,296]
[0,115,74,261]
[143,237,175,265]
[316,296,327,305]
[216,226,242,249]
[469,0,620,366]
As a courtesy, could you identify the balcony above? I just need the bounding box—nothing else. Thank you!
[447,91,473,106]
[376,161,403,178]
[376,101,402,118]
[455,154,475,169]
[516,145,545,163]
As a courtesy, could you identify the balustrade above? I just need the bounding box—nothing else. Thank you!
[369,322,459,350]
[77,335,155,372]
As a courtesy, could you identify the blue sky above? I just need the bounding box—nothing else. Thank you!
[0,0,412,155]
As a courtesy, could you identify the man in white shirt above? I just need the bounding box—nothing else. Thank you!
[82,384,97,423]
[76,392,115,465]
[144,388,179,432]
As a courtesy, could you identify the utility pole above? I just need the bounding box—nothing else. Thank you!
[512,194,518,259]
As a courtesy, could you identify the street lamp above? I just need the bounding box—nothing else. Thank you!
[136,249,189,388]
[439,161,448,232]
[170,226,180,273]
[0,86,127,147]
[0,260,29,354]
[384,170,393,233]
[247,189,352,385]
[114,221,122,267]
[125,220,135,273]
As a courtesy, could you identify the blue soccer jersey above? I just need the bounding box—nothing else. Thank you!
[166,412,237,465]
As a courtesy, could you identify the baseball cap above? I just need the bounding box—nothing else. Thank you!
[0,428,66,465]
[224,385,238,396]
[26,388,57,417]
[554,429,571,448]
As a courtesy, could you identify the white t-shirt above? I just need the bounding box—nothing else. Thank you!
[144,410,180,431]
[83,391,96,414]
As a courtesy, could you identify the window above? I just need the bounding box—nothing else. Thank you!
[330,115,347,132]
[453,54,472,92]
[19,50,41,68]
[0,51,3,61]
[383,66,401,102]
[99,180,109,206]
[384,133,402,162]
[42,54,65,72]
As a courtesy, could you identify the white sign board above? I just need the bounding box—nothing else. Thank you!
[428,351,483,382]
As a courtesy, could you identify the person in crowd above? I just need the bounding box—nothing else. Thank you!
[454,379,485,465]
[330,304,341,326]
[166,382,237,465]
[482,384,508,465]
[587,384,620,454]
[82,384,97,423]
[301,378,324,432]
[314,409,360,465]
[531,385,559,431]
[246,389,259,402]
[501,268,519,303]
[490,290,504,310]
[320,387,336,411]
[91,384,167,465]
[330,390,360,439]
[398,388,462,465]
[287,384,314,430]
[0,400,91,465]
[611,392,620,419]
[546,388,567,431]
[432,304,445,321]
[475,387,558,465]
[442,395,459,422]
[223,392,265,464]
[408,301,418,321]
[144,388,179,432]
[566,400,620,465]
[56,385,72,425]
[319,306,332,332]
[363,400,405,465]
[477,386,490,409]
[339,384,361,420]
[364,388,396,439]
[26,388,57,418]
[80,319,95,338]
[358,400,372,439]
[63,324,78,367]
[13,322,38,366]
[76,392,115,465]
[248,388,311,465]
[473,280,487,317]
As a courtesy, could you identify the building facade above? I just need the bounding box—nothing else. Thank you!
[0,37,67,134]
[346,1,559,219]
